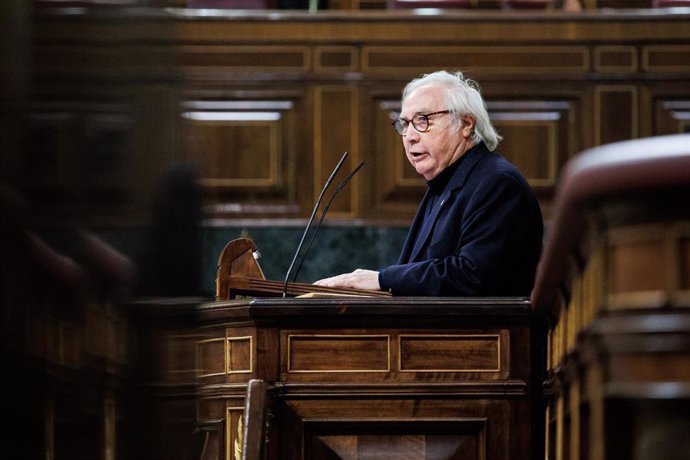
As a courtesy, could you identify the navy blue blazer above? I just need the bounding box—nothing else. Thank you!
[378,142,543,296]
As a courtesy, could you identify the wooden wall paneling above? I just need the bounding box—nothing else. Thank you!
[594,45,638,74]
[179,45,311,75]
[638,83,654,139]
[314,46,359,73]
[362,45,589,76]
[655,99,690,134]
[178,40,314,220]
[594,85,639,146]
[181,93,309,219]
[29,11,690,225]
[641,44,690,135]
[675,223,690,304]
[314,85,360,217]
[184,102,280,185]
[642,44,690,74]
[487,101,572,198]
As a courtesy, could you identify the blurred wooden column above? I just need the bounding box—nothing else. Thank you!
[1,5,196,460]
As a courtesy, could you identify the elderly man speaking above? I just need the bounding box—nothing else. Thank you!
[315,70,543,296]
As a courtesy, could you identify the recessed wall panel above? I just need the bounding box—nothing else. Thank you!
[364,46,588,74]
[314,86,359,216]
[595,86,638,145]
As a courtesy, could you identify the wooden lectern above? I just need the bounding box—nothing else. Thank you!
[197,239,545,459]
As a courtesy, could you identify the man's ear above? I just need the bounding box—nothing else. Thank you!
[460,115,475,137]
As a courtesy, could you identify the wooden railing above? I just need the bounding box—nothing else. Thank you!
[531,133,690,460]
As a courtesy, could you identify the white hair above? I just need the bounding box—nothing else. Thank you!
[401,70,502,151]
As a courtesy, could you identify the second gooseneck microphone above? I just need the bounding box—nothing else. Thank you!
[282,151,358,297]
[291,160,364,284]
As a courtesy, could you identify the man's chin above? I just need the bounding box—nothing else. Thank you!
[411,160,429,175]
[417,169,436,181]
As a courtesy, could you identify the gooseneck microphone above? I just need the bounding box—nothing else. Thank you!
[282,151,350,297]
[291,159,364,283]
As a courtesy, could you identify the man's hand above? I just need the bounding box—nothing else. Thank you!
[313,269,381,291]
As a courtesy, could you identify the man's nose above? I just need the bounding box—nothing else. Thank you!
[404,127,420,143]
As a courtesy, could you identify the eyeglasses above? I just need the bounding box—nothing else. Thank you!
[392,110,451,135]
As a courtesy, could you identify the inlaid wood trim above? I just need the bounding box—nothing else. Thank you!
[197,337,226,378]
[286,334,391,373]
[227,336,253,374]
[179,45,311,72]
[594,46,637,74]
[363,45,589,74]
[398,334,501,373]
[315,46,359,72]
[643,45,690,73]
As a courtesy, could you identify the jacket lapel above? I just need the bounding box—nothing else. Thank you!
[407,143,489,262]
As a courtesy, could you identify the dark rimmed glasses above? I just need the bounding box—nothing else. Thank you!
[392,110,451,135]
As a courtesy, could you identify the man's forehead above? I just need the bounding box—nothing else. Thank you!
[402,86,442,113]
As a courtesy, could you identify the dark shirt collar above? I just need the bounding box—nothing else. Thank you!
[425,142,481,194]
